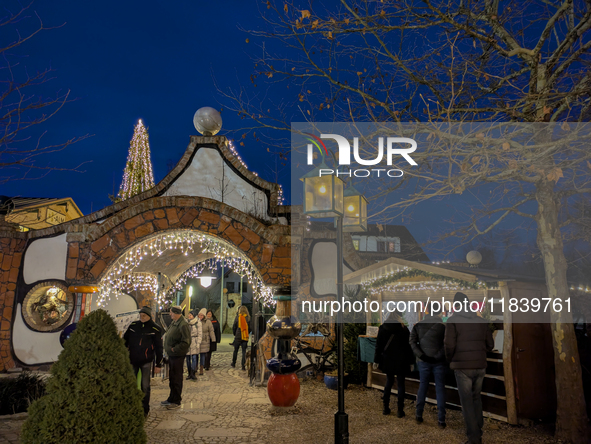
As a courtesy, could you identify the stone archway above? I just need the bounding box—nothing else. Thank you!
[1,135,293,371]
[65,196,291,289]
[95,228,278,309]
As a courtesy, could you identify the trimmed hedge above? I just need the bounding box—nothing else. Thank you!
[344,323,369,385]
[22,309,146,444]
[0,372,45,415]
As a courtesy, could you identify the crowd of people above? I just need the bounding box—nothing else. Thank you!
[123,304,251,415]
[374,291,494,444]
[122,294,493,444]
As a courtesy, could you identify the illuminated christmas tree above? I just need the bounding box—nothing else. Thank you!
[117,119,155,201]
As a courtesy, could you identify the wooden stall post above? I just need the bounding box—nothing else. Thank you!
[499,281,518,424]
[366,292,373,387]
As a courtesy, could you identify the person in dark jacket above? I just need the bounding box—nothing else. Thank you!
[373,310,414,417]
[205,309,221,370]
[409,306,447,427]
[231,305,251,370]
[161,305,191,410]
[123,306,163,417]
[444,292,494,444]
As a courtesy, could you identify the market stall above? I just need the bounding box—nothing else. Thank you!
[344,257,556,424]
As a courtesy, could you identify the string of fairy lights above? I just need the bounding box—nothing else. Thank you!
[97,230,275,309]
[362,266,497,297]
[166,260,215,296]
[118,119,155,201]
[228,139,284,205]
[228,139,257,177]
[107,273,162,304]
[570,285,591,293]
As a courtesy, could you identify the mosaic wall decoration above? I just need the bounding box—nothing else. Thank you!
[23,282,74,332]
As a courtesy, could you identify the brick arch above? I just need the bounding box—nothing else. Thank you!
[65,196,291,287]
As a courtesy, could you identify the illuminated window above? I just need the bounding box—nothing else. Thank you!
[388,238,401,253]
[352,239,360,250]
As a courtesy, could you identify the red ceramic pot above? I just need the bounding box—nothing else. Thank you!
[267,373,300,407]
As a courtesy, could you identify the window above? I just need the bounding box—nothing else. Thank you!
[377,241,386,252]
[352,239,360,250]
[226,282,235,293]
[388,238,401,253]
[241,282,248,293]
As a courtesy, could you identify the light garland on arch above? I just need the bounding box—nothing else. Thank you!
[166,259,214,296]
[166,254,275,306]
[106,273,171,309]
[97,230,276,309]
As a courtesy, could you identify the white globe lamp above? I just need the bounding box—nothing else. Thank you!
[466,250,482,266]
[193,107,222,136]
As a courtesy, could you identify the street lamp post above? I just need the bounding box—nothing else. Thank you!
[334,215,347,443]
[301,163,368,444]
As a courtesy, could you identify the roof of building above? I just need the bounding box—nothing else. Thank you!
[343,256,545,285]
[309,221,430,262]
[8,197,66,210]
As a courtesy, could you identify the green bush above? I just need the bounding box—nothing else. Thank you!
[344,323,368,385]
[21,309,146,444]
[0,372,46,415]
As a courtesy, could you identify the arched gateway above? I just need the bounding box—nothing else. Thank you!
[0,135,292,371]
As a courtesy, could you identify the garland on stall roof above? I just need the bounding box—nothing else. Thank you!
[363,267,498,292]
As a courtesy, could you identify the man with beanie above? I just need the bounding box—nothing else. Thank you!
[123,306,163,418]
[162,305,191,409]
[445,292,494,444]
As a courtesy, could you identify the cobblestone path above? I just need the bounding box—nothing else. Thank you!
[145,352,271,443]
[0,351,563,444]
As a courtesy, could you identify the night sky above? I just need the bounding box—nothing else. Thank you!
[0,1,544,263]
[2,1,277,213]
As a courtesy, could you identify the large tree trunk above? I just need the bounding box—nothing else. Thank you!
[536,180,588,443]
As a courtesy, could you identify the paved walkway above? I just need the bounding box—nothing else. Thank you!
[0,351,563,444]
[146,352,271,443]
[0,352,274,444]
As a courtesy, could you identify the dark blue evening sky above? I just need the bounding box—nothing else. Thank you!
[2,1,277,213]
[0,1,545,263]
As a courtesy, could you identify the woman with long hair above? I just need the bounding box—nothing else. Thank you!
[231,305,251,370]
[197,308,215,375]
[205,309,221,370]
[374,310,414,417]
[186,310,201,380]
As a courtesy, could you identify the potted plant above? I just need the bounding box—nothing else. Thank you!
[324,370,348,390]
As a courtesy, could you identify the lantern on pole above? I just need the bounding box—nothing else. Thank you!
[343,184,368,232]
[300,161,344,218]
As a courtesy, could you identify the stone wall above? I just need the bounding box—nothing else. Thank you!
[0,235,27,371]
[64,196,292,287]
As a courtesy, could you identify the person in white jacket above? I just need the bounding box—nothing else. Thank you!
[197,308,215,375]
[186,310,202,380]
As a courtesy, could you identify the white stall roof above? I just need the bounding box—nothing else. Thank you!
[343,257,479,285]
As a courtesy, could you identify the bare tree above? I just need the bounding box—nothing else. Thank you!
[0,1,87,185]
[226,1,591,441]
